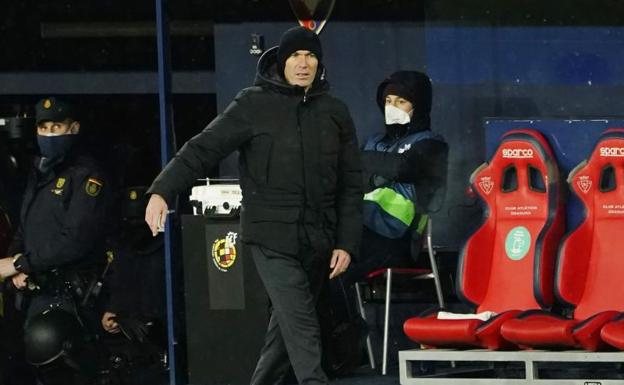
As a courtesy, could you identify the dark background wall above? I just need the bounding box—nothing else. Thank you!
[212,21,624,249]
[3,1,624,249]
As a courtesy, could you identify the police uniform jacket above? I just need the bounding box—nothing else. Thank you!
[148,47,363,256]
[8,152,111,274]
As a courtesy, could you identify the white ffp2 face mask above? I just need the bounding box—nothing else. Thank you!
[384,105,412,125]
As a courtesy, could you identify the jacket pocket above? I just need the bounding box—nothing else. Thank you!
[241,205,300,255]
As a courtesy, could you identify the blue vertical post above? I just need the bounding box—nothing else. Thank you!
[155,0,177,384]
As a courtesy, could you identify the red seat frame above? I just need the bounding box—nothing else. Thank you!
[404,129,565,349]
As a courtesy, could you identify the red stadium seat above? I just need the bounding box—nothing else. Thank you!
[403,129,565,349]
[502,128,624,351]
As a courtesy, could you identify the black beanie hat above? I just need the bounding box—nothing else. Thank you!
[382,83,415,106]
[277,26,323,75]
[376,71,432,117]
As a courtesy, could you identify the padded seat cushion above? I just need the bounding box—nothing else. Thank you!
[501,310,618,351]
[501,311,579,348]
[403,313,481,347]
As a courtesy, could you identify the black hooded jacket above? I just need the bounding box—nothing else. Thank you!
[148,47,362,256]
[361,71,448,214]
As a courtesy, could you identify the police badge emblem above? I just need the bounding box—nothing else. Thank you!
[85,178,103,197]
[288,0,335,34]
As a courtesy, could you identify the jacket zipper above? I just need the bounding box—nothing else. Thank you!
[296,96,307,224]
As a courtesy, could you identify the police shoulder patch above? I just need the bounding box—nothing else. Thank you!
[85,178,103,197]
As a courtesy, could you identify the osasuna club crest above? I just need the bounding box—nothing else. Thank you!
[577,176,592,194]
[288,0,335,34]
[479,176,494,195]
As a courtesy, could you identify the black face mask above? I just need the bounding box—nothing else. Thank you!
[37,134,77,161]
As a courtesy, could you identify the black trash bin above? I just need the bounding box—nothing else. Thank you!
[182,213,268,385]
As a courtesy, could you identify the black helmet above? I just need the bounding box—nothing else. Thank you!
[24,309,85,366]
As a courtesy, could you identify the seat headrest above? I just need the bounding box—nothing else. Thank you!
[472,129,558,207]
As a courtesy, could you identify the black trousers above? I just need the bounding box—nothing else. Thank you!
[248,244,330,385]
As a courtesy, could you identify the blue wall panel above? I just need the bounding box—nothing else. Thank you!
[427,27,624,85]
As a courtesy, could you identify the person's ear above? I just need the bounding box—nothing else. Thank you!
[70,121,80,135]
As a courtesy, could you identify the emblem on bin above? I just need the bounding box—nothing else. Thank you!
[212,232,238,272]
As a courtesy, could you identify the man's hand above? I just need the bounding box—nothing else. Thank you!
[145,194,168,236]
[11,272,28,289]
[0,257,17,279]
[329,249,351,279]
[102,311,120,334]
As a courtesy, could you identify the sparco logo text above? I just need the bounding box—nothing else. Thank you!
[600,147,624,157]
[502,148,534,159]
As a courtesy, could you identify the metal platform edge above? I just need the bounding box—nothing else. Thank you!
[399,348,624,385]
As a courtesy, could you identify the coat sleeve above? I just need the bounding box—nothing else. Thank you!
[361,138,449,213]
[334,102,363,256]
[147,90,255,204]
[400,139,448,213]
[17,169,112,273]
[6,223,24,258]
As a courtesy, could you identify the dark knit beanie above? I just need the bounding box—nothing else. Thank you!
[382,83,415,106]
[377,71,432,116]
[277,26,323,75]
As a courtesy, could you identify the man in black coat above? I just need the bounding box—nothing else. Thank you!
[145,27,362,385]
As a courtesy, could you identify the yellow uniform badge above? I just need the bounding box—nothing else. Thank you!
[129,190,138,200]
[56,177,66,188]
[85,178,103,197]
[43,99,52,109]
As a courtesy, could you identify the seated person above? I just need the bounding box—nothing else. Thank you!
[345,71,448,283]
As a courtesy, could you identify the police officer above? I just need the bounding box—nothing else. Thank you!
[0,97,112,383]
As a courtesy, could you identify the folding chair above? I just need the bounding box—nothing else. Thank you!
[355,217,444,375]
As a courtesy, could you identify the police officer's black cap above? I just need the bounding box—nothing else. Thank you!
[35,97,76,124]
